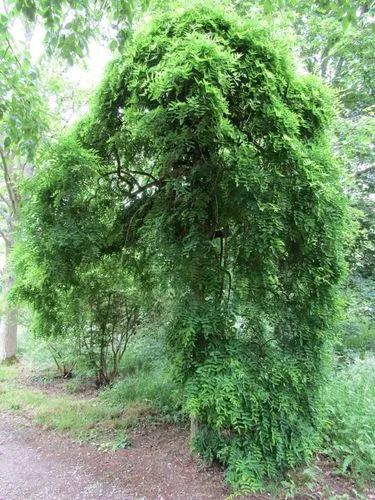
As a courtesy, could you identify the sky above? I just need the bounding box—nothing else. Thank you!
[12,16,112,91]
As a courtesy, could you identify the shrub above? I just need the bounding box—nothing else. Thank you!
[102,366,178,415]
[339,277,375,358]
[101,335,180,418]
[338,318,375,358]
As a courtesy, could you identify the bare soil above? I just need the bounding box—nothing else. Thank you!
[0,411,228,500]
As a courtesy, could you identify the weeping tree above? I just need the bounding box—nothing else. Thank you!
[15,3,349,490]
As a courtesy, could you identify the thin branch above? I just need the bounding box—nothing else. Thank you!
[129,180,160,199]
[6,37,21,68]
[128,169,159,182]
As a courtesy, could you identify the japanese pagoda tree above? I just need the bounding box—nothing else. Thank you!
[15,3,350,490]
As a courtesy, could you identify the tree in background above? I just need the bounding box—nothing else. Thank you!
[0,0,140,361]
[4,0,149,62]
[0,18,47,360]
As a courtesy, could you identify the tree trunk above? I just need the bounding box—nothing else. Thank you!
[0,241,18,362]
[0,307,17,362]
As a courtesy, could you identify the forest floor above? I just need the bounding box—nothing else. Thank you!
[0,363,374,500]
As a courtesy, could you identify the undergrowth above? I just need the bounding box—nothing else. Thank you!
[0,328,182,448]
[3,327,374,490]
[323,355,375,484]
[0,365,121,442]
[101,335,181,420]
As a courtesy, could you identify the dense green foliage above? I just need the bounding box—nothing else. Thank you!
[13,4,351,490]
[14,137,144,385]
[229,2,374,354]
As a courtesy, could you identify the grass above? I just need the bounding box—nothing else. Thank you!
[0,333,181,447]
[0,363,18,381]
[101,332,182,422]
[102,365,180,418]
[1,349,374,499]
[0,363,123,443]
[2,329,375,491]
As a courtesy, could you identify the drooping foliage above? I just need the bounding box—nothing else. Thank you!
[233,0,375,338]
[15,3,349,490]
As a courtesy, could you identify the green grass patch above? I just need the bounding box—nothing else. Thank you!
[102,364,180,417]
[0,337,181,447]
[0,377,121,440]
[100,332,182,421]
[0,364,132,446]
[0,363,19,381]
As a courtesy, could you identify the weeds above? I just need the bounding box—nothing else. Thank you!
[323,355,375,484]
[4,329,375,492]
[0,336,181,448]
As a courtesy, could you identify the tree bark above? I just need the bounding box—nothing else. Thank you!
[0,306,17,362]
[0,240,18,362]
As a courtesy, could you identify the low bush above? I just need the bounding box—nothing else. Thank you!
[338,318,375,358]
[102,366,178,415]
[339,277,375,358]
[101,334,181,419]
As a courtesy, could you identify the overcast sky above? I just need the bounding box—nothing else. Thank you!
[11,16,112,91]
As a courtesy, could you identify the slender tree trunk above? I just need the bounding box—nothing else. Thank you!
[0,145,28,363]
[0,239,17,362]
[0,306,17,361]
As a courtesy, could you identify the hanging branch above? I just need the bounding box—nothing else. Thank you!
[128,180,160,199]
[127,169,159,182]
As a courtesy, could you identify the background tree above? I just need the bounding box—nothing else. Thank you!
[0,19,47,360]
[5,0,149,62]
[0,0,114,360]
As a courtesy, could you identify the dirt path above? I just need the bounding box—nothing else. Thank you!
[1,409,373,500]
[0,411,228,500]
